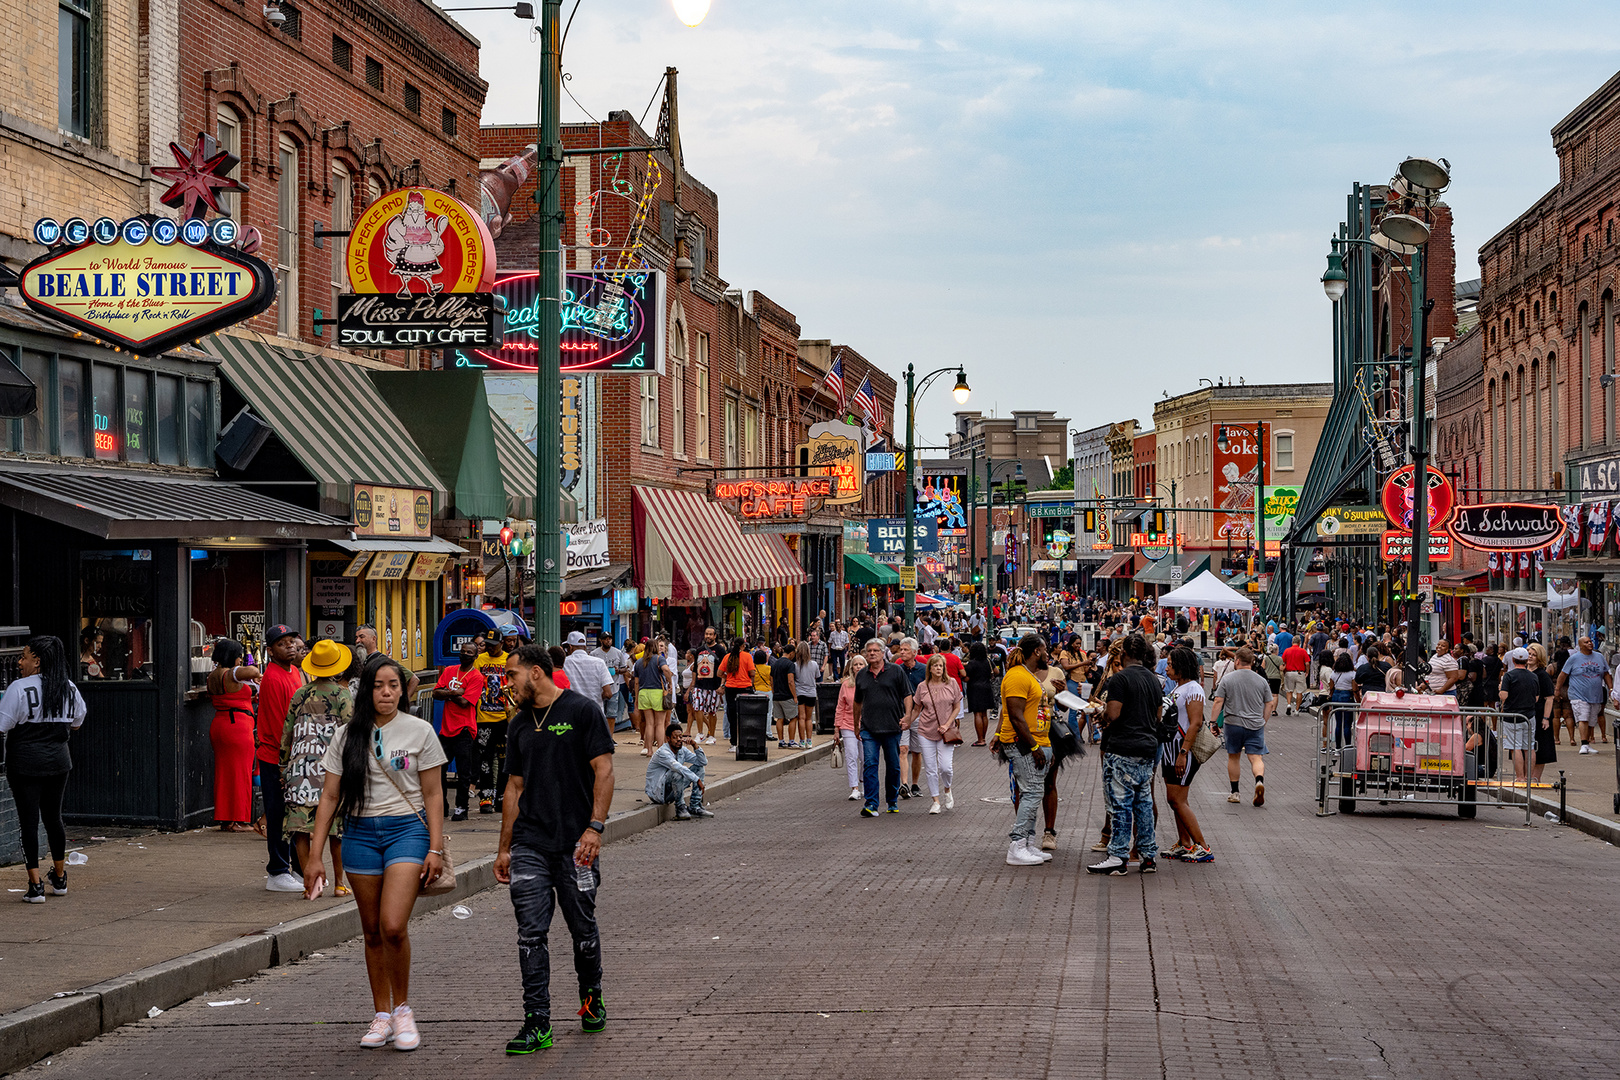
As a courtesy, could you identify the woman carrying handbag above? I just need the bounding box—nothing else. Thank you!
[303,655,448,1052]
[906,654,963,814]
[1161,647,1214,863]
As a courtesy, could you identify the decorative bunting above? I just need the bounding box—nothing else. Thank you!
[1589,500,1611,552]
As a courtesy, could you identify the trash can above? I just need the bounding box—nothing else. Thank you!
[816,682,841,734]
[735,692,770,762]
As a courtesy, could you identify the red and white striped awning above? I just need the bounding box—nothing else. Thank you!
[633,485,808,600]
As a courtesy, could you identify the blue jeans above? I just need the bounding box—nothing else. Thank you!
[508,844,603,1021]
[258,761,293,876]
[1329,690,1356,747]
[1007,744,1051,843]
[1104,753,1158,862]
[860,731,902,811]
[651,761,706,811]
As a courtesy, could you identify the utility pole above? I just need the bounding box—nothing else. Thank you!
[532,0,563,648]
[903,364,917,626]
[1406,245,1430,679]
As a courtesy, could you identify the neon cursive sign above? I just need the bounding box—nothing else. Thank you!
[454,269,665,375]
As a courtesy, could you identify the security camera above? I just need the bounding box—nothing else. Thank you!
[264,2,286,24]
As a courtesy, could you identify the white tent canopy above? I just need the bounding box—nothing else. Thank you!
[1156,570,1255,612]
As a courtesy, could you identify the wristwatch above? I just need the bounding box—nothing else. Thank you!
[587,820,605,833]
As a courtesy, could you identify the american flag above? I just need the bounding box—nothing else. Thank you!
[852,374,883,431]
[822,351,846,409]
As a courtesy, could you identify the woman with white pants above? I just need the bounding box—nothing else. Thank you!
[835,655,867,800]
[907,654,963,814]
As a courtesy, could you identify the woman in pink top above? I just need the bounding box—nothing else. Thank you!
[835,655,866,801]
[907,654,963,814]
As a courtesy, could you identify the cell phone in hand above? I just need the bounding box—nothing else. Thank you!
[305,875,325,901]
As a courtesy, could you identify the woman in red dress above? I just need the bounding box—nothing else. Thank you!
[208,639,261,832]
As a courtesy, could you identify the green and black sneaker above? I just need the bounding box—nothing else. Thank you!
[578,988,607,1033]
[505,1013,552,1054]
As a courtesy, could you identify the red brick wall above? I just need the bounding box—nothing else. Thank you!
[177,0,486,362]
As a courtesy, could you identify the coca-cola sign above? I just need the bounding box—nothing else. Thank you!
[1448,502,1565,552]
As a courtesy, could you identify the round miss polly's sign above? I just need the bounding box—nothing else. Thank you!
[345,188,495,296]
[1448,503,1565,552]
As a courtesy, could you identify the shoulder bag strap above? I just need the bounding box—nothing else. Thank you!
[373,738,430,830]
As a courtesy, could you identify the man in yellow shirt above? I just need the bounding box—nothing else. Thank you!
[998,633,1052,866]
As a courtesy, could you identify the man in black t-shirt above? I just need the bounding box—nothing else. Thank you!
[495,644,615,1054]
[769,646,797,748]
[690,626,724,744]
[1088,634,1162,876]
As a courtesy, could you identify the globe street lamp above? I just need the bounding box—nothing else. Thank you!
[904,364,970,626]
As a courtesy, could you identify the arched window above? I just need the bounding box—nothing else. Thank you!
[1581,301,1593,447]
[1487,378,1497,491]
[276,133,301,337]
[215,107,243,219]
[1531,357,1542,489]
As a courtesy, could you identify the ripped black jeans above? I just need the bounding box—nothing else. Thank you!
[508,844,602,1021]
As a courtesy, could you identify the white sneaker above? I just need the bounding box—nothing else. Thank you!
[360,1012,393,1048]
[848,788,861,800]
[391,1004,420,1051]
[266,872,305,893]
[1581,745,1596,755]
[944,792,954,810]
[705,736,716,744]
[1007,840,1046,866]
[1023,838,1053,862]
[928,799,942,814]
[1087,855,1129,875]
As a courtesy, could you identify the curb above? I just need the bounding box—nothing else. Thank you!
[0,742,831,1075]
[1487,784,1620,846]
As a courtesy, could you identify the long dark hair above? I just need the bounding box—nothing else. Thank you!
[722,636,745,675]
[337,654,409,819]
[29,634,73,717]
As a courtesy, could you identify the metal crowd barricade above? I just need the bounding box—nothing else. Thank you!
[1312,691,1539,824]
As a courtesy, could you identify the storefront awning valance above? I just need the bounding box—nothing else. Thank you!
[632,485,809,600]
[0,463,350,540]
[205,334,448,510]
[370,370,507,521]
[844,551,900,586]
[331,535,468,555]
[489,407,537,521]
[1135,553,1210,585]
[1094,552,1137,579]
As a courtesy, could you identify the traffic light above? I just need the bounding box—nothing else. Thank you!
[1152,509,1166,534]
[1083,509,1096,533]
[972,570,983,584]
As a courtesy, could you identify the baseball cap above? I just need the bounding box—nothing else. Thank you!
[265,623,297,645]
[499,623,522,639]
[1507,646,1530,663]
[565,630,588,646]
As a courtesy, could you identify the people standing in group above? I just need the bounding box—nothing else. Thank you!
[1210,646,1273,806]
[1162,646,1213,863]
[907,654,962,814]
[853,637,913,817]
[303,655,447,1051]
[630,635,672,757]
[720,637,756,752]
[255,625,307,891]
[2,635,87,903]
[207,638,260,833]
[792,641,820,749]
[432,638,487,821]
[474,632,513,814]
[280,638,353,896]
[1556,635,1610,755]
[588,632,631,735]
[998,635,1054,866]
[495,644,615,1054]
[835,655,868,801]
[562,631,616,735]
[1087,634,1161,876]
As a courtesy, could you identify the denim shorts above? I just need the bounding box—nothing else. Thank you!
[1224,724,1268,756]
[343,813,430,875]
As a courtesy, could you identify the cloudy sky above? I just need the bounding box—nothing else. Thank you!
[465,1,1620,447]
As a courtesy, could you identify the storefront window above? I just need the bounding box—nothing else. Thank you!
[154,374,181,465]
[185,380,210,466]
[80,550,156,681]
[18,350,48,453]
[91,362,118,460]
[124,369,149,463]
[59,358,86,457]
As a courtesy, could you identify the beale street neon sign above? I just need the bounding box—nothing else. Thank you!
[710,477,832,521]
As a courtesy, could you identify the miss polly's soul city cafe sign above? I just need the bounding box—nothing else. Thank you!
[16,134,276,355]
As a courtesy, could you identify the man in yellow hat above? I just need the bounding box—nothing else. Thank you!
[280,638,354,896]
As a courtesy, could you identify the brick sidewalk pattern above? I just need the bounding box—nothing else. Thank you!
[14,718,1620,1079]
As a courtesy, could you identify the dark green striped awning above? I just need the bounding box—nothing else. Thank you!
[370,370,507,521]
[489,406,537,520]
[205,333,447,511]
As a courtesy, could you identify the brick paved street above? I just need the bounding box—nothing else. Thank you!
[16,717,1620,1080]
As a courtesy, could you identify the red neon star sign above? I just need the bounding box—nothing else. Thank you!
[152,133,247,219]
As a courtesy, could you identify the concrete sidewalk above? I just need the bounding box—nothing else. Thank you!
[0,728,830,1016]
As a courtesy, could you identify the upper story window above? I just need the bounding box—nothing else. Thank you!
[277,136,301,338]
[403,83,421,114]
[1274,431,1295,470]
[330,162,353,317]
[365,57,383,91]
[332,34,352,71]
[441,108,457,138]
[58,0,96,138]
[215,107,241,220]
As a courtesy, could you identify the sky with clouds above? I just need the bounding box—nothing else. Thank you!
[462,1,1620,447]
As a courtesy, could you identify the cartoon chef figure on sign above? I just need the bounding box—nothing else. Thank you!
[383,191,448,297]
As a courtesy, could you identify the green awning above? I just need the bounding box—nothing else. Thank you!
[206,334,447,510]
[844,551,899,586]
[488,406,537,520]
[370,370,507,520]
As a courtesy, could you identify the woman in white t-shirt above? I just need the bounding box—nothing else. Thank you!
[305,654,447,1053]
[1161,647,1212,863]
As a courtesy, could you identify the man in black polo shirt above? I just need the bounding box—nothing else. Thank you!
[496,644,615,1055]
[852,637,913,817]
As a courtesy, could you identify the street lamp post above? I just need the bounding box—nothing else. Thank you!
[983,459,1022,617]
[1321,155,1450,682]
[903,363,970,626]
